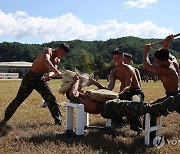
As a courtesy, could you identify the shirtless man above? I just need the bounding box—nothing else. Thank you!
[124,53,142,87]
[143,34,180,114]
[0,43,69,131]
[108,49,143,101]
[108,49,144,133]
[143,34,180,143]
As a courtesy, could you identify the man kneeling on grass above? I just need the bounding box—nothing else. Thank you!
[65,75,179,127]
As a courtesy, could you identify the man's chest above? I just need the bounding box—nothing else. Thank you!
[114,71,127,83]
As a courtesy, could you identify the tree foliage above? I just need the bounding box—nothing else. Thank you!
[0,37,180,78]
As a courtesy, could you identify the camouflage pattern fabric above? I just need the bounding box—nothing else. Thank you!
[118,89,144,132]
[166,91,180,114]
[118,88,144,102]
[96,99,163,120]
[4,70,62,124]
[151,90,180,114]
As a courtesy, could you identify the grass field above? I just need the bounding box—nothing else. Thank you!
[0,79,179,154]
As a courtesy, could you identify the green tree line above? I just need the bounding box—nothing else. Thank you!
[0,37,180,78]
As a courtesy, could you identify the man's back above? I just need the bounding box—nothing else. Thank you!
[160,63,179,93]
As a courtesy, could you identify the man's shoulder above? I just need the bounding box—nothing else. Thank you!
[123,64,135,72]
[134,67,140,72]
[43,47,54,56]
[169,63,179,73]
[123,63,131,68]
[44,47,53,52]
[155,64,177,76]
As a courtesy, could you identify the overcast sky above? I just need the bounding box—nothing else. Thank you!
[0,0,179,44]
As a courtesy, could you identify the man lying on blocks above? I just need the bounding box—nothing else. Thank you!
[58,70,179,132]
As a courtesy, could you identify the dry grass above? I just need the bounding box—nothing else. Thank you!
[0,79,179,154]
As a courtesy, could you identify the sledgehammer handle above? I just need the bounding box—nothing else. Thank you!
[150,33,180,47]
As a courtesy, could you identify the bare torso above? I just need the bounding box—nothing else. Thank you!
[112,64,141,92]
[31,48,59,75]
[79,92,100,114]
[160,64,179,94]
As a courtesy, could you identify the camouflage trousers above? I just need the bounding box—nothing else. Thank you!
[118,88,144,102]
[150,90,180,114]
[4,70,62,124]
[166,91,180,114]
[117,89,144,132]
[96,99,161,120]
[150,91,180,127]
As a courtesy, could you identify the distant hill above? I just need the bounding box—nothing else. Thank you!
[0,37,180,78]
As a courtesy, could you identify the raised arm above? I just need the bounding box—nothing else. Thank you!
[143,44,172,76]
[162,35,180,75]
[162,35,173,49]
[143,44,161,75]
[143,44,153,71]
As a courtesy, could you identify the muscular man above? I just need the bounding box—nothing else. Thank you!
[143,34,180,143]
[124,52,142,87]
[0,43,70,131]
[143,34,180,114]
[108,49,144,133]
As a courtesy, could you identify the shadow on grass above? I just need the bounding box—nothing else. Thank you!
[10,121,177,154]
[16,122,53,130]
[17,123,146,153]
[20,130,147,153]
[0,125,12,137]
